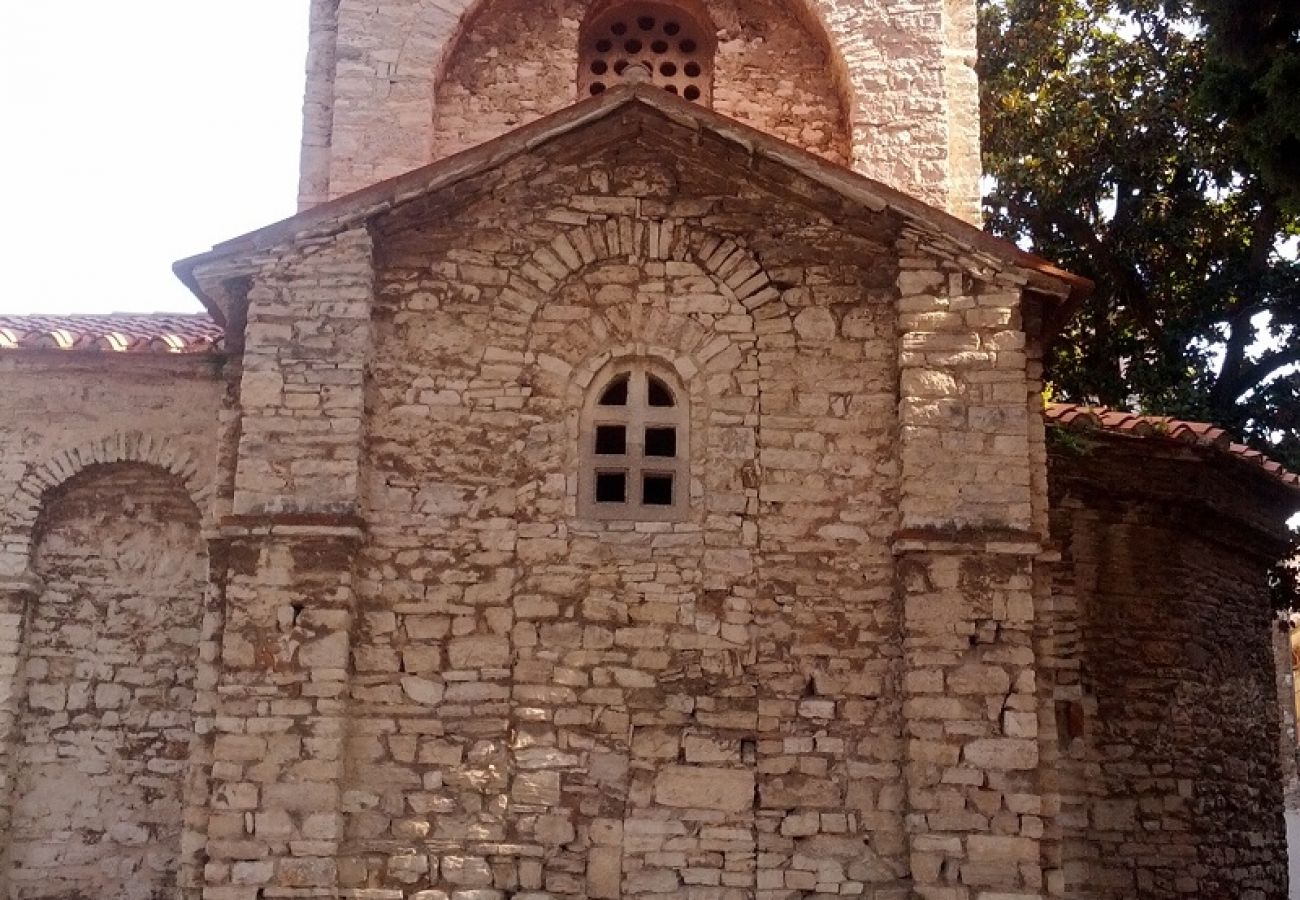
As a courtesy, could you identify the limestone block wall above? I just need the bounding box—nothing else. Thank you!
[1047,441,1294,899]
[0,356,222,581]
[0,354,223,898]
[4,463,206,900]
[426,0,851,166]
[232,229,374,516]
[298,0,983,223]
[194,230,374,896]
[342,128,910,897]
[892,231,1051,896]
[223,106,1040,899]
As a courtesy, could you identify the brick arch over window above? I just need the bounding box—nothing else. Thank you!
[497,216,790,339]
[1,433,210,579]
[476,219,789,524]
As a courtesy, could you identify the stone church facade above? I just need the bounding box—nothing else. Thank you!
[0,2,1297,899]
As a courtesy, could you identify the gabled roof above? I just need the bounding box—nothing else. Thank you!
[0,313,223,355]
[1047,403,1300,495]
[175,84,1092,329]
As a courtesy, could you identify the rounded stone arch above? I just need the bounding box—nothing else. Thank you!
[419,0,852,87]
[3,433,210,579]
[503,215,792,331]
[478,217,786,523]
[6,458,210,896]
[422,0,853,162]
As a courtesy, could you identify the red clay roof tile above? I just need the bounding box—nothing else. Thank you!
[1046,402,1300,493]
[0,313,223,355]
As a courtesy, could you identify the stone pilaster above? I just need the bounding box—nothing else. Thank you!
[0,575,38,882]
[193,225,373,898]
[894,241,1047,898]
[896,536,1045,898]
[200,520,362,899]
[297,0,339,211]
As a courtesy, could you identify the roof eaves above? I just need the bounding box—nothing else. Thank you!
[1046,402,1300,497]
[174,85,1093,328]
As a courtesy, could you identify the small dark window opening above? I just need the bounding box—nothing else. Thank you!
[596,471,627,503]
[647,376,675,407]
[581,364,688,520]
[600,376,629,406]
[643,473,674,506]
[645,427,677,458]
[596,425,628,455]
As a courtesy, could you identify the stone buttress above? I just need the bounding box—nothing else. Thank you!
[195,228,374,897]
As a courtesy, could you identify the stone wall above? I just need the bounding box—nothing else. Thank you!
[1275,624,1300,810]
[0,353,223,898]
[428,0,851,165]
[178,90,1054,895]
[1047,438,1294,899]
[343,118,909,897]
[0,355,222,580]
[3,463,207,899]
[298,0,983,223]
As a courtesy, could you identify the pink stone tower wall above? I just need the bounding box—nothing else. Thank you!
[297,0,983,223]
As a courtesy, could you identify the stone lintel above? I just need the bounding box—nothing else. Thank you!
[893,526,1043,557]
[217,513,367,542]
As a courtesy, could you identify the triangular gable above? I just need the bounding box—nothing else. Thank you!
[176,84,1092,333]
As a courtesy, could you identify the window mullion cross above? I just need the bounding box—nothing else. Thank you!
[629,364,647,509]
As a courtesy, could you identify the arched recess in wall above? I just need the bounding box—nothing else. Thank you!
[491,217,793,521]
[2,432,210,579]
[3,462,207,897]
[426,0,852,164]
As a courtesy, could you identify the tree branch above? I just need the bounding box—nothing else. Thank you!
[1233,346,1300,400]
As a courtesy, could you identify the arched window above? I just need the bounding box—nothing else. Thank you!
[580,362,689,520]
[578,0,717,105]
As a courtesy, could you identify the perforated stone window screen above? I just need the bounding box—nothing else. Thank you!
[578,0,716,105]
[579,362,689,522]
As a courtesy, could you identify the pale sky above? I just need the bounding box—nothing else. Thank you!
[0,2,310,315]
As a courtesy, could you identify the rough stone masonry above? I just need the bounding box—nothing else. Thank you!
[0,2,1297,899]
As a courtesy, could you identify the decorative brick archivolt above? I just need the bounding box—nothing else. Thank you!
[486,217,790,531]
[502,215,791,421]
[504,216,788,329]
[1,433,210,578]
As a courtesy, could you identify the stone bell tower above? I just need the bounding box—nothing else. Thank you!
[296,0,982,223]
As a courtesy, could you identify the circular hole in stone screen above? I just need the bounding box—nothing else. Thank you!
[659,61,677,77]
[611,21,628,35]
[651,39,669,53]
[624,38,643,53]
[590,82,607,95]
[664,84,679,95]
[684,61,701,78]
[596,38,613,53]
[683,84,700,101]
[591,60,609,75]
[680,38,697,53]
[613,59,630,75]
[664,21,681,36]
[638,15,656,30]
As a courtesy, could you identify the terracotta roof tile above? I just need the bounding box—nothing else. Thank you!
[0,313,223,355]
[1046,402,1300,493]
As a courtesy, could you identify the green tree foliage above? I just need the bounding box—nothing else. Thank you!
[979,0,1300,471]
